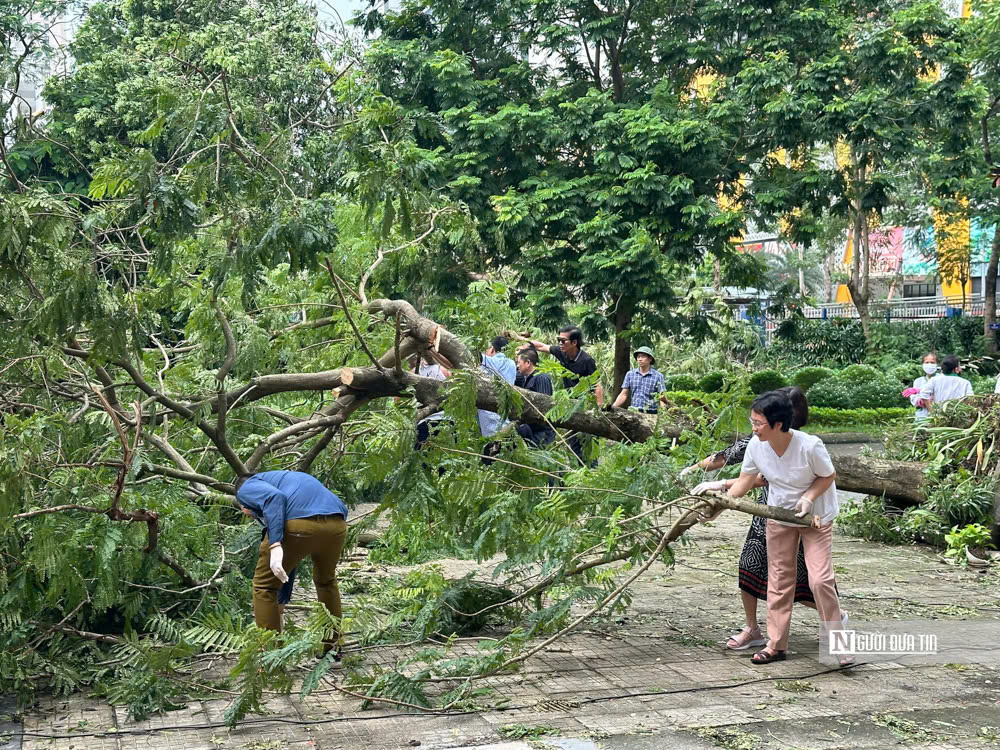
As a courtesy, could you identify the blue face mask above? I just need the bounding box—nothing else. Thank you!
[922,363,938,375]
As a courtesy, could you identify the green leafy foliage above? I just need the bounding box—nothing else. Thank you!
[775,317,994,368]
[807,368,907,409]
[944,524,995,563]
[664,374,698,391]
[792,366,835,392]
[696,371,725,393]
[747,369,787,395]
[808,407,910,427]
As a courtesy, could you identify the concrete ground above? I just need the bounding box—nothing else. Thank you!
[8,478,1000,750]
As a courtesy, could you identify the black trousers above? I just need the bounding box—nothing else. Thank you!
[516,423,556,447]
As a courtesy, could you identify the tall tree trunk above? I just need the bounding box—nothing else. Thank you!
[846,209,873,355]
[612,296,635,399]
[798,244,806,295]
[985,227,999,357]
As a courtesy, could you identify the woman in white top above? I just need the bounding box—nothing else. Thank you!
[917,354,973,413]
[725,390,848,666]
[412,352,450,446]
[903,351,937,421]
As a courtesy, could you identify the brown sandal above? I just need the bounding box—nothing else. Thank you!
[750,648,787,665]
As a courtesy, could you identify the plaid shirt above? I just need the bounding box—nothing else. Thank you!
[621,367,665,412]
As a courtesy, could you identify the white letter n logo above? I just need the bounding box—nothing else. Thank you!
[829,629,854,655]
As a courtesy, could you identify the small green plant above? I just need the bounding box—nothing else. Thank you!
[944,523,995,563]
[697,371,725,393]
[792,366,834,392]
[747,369,787,394]
[837,497,906,545]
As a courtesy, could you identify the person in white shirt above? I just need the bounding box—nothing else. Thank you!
[994,374,1000,394]
[412,352,450,446]
[902,351,937,421]
[725,390,848,666]
[917,354,973,413]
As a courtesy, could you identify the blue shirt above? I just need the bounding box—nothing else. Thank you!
[621,367,665,412]
[237,470,347,545]
[477,352,516,437]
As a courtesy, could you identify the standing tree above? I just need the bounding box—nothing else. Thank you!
[360,0,763,393]
[728,0,973,352]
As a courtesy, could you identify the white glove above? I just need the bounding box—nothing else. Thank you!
[678,464,700,478]
[794,496,814,518]
[269,545,289,583]
[691,480,727,496]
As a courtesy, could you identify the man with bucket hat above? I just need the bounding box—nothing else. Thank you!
[611,346,666,414]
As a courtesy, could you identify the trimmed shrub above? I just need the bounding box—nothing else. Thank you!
[748,369,788,394]
[664,373,698,391]
[807,371,906,409]
[792,366,834,392]
[837,364,883,385]
[888,362,923,386]
[696,371,725,393]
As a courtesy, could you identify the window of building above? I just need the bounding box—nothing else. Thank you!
[972,277,983,297]
[903,283,936,299]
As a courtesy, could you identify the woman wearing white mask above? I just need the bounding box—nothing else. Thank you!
[917,354,973,413]
[901,352,937,421]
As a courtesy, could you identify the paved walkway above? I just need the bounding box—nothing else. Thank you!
[10,489,1000,750]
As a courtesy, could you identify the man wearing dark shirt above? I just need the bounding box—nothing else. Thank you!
[530,325,604,403]
[514,348,556,446]
[529,325,603,464]
[236,470,348,656]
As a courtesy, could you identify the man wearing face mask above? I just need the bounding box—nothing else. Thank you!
[902,352,938,421]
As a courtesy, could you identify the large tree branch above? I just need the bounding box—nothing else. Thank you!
[366,298,475,367]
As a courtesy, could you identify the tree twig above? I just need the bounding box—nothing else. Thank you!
[324,257,383,371]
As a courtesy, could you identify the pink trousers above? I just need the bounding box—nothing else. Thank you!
[765,520,843,651]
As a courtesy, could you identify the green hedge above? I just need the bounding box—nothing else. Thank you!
[809,407,910,426]
[697,371,725,393]
[661,392,909,426]
[664,374,698,391]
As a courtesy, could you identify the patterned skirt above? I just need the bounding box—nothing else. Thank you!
[738,490,815,604]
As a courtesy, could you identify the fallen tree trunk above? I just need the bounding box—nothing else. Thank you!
[337,366,679,442]
[828,454,928,504]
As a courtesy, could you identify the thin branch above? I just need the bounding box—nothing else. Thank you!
[324,257,383,371]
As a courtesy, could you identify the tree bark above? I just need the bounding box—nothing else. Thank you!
[846,159,873,354]
[830,455,927,504]
[612,296,635,400]
[984,226,999,357]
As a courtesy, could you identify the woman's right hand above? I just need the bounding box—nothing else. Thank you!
[678,463,701,478]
